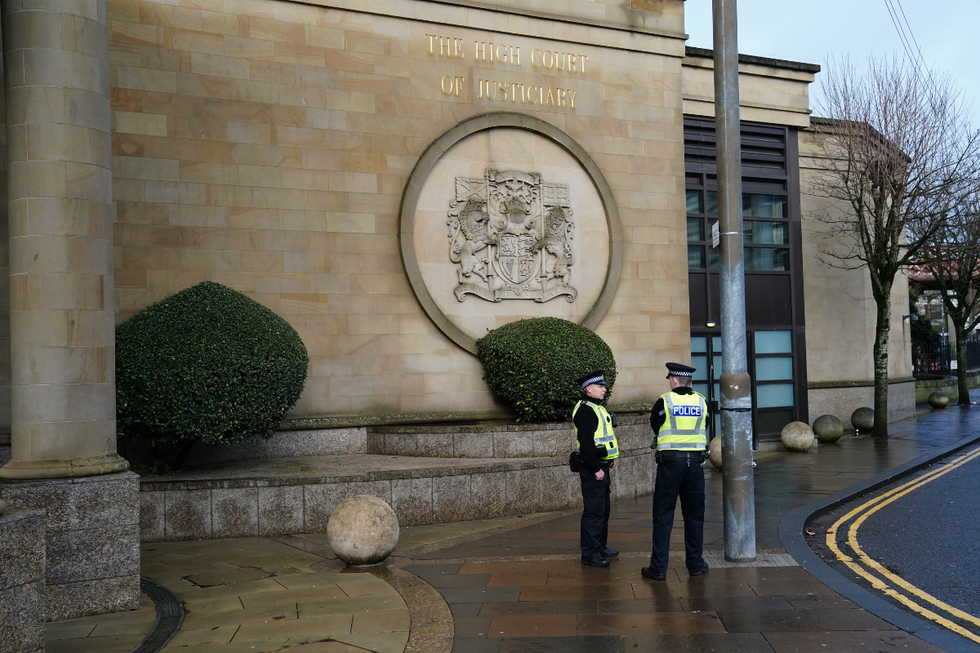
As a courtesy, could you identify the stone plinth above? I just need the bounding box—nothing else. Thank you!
[120,428,368,469]
[0,472,140,620]
[368,413,652,459]
[139,447,655,542]
[0,509,46,653]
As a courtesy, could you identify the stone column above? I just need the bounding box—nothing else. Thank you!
[0,0,140,620]
[0,0,127,479]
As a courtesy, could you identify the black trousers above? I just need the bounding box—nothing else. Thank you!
[580,464,611,559]
[649,451,705,574]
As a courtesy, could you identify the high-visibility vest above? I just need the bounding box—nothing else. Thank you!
[657,391,708,451]
[572,400,619,461]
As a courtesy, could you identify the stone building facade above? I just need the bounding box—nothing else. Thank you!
[0,0,914,616]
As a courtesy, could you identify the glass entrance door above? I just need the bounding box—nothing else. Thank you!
[690,335,721,441]
[691,329,797,445]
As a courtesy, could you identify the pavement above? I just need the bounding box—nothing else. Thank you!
[45,405,980,653]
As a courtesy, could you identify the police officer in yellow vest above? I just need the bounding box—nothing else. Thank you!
[573,370,620,567]
[641,362,710,580]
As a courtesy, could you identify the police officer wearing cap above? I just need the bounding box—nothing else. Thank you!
[641,362,710,580]
[573,370,620,567]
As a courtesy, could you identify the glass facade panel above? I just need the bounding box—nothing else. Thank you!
[687,190,702,214]
[756,356,793,381]
[694,382,710,399]
[745,247,789,271]
[706,191,718,215]
[684,121,799,442]
[757,383,795,408]
[744,221,788,245]
[687,217,703,241]
[755,330,792,354]
[688,245,705,269]
[743,194,786,218]
[692,356,709,381]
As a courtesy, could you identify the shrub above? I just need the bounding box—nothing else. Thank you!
[116,281,309,469]
[476,317,617,422]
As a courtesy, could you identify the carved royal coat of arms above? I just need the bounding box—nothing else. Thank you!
[446,169,578,303]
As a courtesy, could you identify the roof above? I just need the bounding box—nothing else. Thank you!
[685,46,821,74]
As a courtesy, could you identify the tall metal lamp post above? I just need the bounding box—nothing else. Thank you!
[712,0,757,562]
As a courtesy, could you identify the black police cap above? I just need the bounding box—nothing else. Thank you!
[665,362,696,379]
[577,370,606,389]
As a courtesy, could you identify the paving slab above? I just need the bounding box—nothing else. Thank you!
[42,405,980,653]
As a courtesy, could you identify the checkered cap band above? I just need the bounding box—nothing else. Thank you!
[670,370,693,377]
[581,374,605,388]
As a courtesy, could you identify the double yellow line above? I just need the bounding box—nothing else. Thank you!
[825,444,980,643]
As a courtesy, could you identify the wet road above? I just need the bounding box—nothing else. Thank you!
[810,443,980,643]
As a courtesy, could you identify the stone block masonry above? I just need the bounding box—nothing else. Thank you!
[0,473,141,620]
[0,510,46,653]
[105,0,691,422]
[139,449,654,542]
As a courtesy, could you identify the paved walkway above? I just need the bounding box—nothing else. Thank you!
[47,406,980,652]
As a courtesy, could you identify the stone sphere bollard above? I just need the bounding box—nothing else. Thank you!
[928,391,950,409]
[707,436,723,470]
[812,415,844,443]
[851,407,874,431]
[327,495,400,567]
[781,421,815,452]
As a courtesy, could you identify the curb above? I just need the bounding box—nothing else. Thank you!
[779,433,980,653]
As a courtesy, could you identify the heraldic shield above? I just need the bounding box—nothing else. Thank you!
[447,168,578,303]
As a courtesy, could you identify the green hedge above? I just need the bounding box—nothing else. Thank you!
[116,281,309,468]
[476,317,616,422]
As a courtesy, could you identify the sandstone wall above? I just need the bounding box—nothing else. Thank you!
[105,0,692,422]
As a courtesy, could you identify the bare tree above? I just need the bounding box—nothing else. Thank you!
[810,56,980,436]
[921,191,980,404]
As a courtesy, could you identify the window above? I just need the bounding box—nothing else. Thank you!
[754,330,794,409]
[686,191,790,271]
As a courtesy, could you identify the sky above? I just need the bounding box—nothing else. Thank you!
[683,0,980,122]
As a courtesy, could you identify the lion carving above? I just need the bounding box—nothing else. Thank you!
[449,197,494,283]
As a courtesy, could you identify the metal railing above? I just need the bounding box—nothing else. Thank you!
[913,336,950,378]
[967,332,980,372]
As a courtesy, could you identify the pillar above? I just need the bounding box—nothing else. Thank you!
[0,0,140,620]
[0,0,127,480]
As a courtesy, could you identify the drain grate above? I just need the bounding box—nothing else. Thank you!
[131,577,184,653]
[703,552,798,568]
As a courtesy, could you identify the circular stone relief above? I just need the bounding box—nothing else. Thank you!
[400,113,622,353]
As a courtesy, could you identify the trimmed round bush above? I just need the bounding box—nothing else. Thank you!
[116,282,309,465]
[476,317,616,422]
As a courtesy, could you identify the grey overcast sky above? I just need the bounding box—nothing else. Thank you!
[683,0,980,121]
